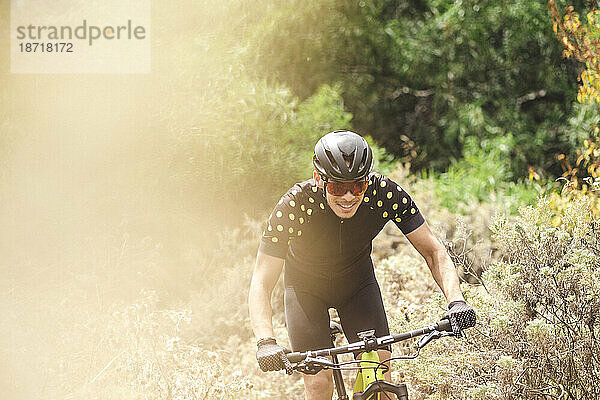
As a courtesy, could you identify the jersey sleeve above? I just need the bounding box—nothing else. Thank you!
[258,186,307,258]
[367,174,425,234]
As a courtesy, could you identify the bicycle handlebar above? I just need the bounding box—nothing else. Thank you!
[286,319,453,363]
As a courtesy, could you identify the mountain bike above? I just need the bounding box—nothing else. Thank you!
[286,318,460,400]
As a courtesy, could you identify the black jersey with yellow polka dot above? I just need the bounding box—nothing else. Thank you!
[259,173,425,268]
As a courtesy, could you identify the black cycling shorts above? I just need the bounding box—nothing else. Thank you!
[284,255,391,353]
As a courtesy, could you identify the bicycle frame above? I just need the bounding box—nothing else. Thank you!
[352,351,385,395]
[356,354,409,399]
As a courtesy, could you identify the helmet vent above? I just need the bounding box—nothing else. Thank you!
[343,153,354,169]
[359,148,368,169]
[325,149,342,173]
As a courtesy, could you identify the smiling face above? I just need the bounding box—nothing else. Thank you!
[313,171,365,219]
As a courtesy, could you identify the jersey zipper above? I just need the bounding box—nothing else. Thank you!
[338,219,343,254]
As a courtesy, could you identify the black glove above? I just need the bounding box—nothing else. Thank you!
[256,337,293,375]
[445,300,476,337]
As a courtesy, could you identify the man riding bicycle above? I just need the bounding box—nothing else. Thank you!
[248,130,475,400]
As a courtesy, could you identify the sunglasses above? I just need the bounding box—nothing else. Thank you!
[324,178,369,197]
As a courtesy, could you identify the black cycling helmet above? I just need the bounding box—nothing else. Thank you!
[313,130,373,181]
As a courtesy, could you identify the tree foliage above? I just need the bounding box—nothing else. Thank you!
[548,0,600,209]
[245,0,582,178]
[550,0,600,103]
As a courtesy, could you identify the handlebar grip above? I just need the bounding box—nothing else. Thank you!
[286,352,306,363]
[436,318,452,332]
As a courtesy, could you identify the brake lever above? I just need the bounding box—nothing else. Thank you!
[296,356,335,375]
[417,330,455,349]
[308,356,336,368]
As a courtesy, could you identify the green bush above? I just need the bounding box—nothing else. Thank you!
[482,196,600,398]
[424,135,546,214]
[384,195,600,399]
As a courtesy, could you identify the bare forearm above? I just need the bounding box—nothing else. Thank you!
[426,249,464,303]
[248,251,285,339]
[248,280,276,338]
